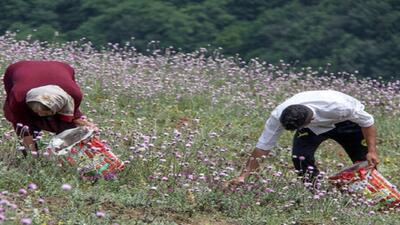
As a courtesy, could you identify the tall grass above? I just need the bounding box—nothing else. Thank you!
[0,32,400,224]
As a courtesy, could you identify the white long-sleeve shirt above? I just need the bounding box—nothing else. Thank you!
[256,90,374,151]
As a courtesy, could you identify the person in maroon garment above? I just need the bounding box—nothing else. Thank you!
[3,60,95,155]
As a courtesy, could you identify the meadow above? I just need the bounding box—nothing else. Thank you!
[0,32,400,224]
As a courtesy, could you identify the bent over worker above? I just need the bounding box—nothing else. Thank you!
[228,90,379,186]
[3,60,96,155]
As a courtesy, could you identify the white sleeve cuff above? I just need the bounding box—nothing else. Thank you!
[358,117,374,127]
[255,142,274,151]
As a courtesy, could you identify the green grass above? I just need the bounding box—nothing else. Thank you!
[1,90,400,225]
[1,37,400,224]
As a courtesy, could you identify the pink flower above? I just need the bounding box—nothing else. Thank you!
[9,204,17,210]
[18,189,27,195]
[20,218,32,224]
[3,133,11,140]
[61,184,72,191]
[336,163,344,168]
[28,183,38,190]
[265,188,275,193]
[96,211,106,218]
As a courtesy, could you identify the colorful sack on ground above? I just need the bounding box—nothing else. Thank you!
[47,126,125,180]
[328,161,400,208]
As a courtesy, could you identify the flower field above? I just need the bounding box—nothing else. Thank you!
[1,32,400,224]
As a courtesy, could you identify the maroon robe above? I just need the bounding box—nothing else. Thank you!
[3,60,84,136]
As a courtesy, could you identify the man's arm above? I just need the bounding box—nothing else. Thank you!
[343,98,378,167]
[361,125,379,167]
[225,115,283,187]
[226,148,270,186]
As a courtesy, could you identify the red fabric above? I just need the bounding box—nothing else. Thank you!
[58,114,74,123]
[3,60,84,136]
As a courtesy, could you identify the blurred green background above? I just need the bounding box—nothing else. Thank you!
[1,0,399,79]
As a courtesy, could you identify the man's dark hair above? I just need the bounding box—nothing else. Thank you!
[279,104,312,130]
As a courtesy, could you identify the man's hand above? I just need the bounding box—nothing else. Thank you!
[361,125,379,168]
[366,151,379,168]
[223,148,270,189]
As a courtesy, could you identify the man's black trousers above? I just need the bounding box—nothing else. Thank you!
[292,120,368,178]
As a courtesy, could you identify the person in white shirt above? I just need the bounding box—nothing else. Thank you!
[227,90,379,186]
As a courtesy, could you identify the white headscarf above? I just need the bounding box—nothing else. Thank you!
[26,85,75,117]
